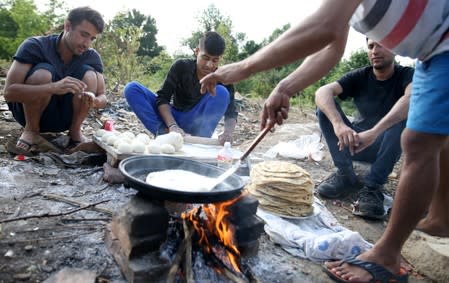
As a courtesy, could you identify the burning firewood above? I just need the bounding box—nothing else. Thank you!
[183,219,193,283]
[201,245,248,283]
[166,219,193,283]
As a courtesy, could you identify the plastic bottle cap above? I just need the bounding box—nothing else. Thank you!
[104,120,114,131]
[217,142,233,163]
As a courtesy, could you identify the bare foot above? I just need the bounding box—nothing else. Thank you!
[416,218,449,237]
[324,250,402,282]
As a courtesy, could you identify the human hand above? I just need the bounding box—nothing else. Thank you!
[79,91,96,108]
[218,131,233,146]
[53,76,87,95]
[353,129,377,154]
[334,123,359,155]
[200,62,249,96]
[168,125,186,136]
[260,90,290,129]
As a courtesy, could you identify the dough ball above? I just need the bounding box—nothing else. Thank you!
[131,141,146,153]
[120,131,135,140]
[136,133,151,145]
[117,142,133,154]
[114,137,132,149]
[147,141,162,154]
[161,143,176,154]
[106,134,119,146]
[155,132,183,151]
[101,131,116,142]
[95,128,107,138]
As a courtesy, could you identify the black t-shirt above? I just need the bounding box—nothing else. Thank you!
[13,33,103,79]
[338,65,414,129]
[156,59,238,121]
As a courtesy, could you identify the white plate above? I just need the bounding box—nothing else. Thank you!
[273,202,321,220]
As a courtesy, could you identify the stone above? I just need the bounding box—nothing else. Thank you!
[43,267,96,283]
[403,230,449,283]
[111,217,166,258]
[228,194,259,223]
[115,195,169,237]
[234,215,265,245]
[103,162,126,184]
[105,225,170,283]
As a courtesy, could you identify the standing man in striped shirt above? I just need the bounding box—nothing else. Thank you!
[200,1,449,282]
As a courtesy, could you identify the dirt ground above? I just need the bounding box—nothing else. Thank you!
[0,85,432,283]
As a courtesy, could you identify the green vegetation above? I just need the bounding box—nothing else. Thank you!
[0,0,399,113]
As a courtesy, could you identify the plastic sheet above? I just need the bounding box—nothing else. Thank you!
[263,133,324,161]
[257,199,373,262]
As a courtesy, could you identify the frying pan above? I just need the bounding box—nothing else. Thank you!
[119,155,245,203]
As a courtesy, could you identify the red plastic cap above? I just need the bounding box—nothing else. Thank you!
[104,120,114,131]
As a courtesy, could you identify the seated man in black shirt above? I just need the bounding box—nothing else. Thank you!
[315,38,414,220]
[124,31,237,145]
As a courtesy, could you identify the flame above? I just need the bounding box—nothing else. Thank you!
[183,194,244,273]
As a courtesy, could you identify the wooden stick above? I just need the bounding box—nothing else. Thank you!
[0,231,94,245]
[0,199,110,223]
[239,125,272,161]
[183,219,194,283]
[43,193,112,215]
[206,252,247,283]
[241,261,261,283]
[166,230,189,283]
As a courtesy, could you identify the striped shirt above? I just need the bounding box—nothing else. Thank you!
[350,0,449,61]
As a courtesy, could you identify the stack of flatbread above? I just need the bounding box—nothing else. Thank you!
[246,160,314,217]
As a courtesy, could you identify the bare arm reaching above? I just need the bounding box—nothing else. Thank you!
[354,83,412,153]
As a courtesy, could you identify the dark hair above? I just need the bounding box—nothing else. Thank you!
[67,6,104,33]
[198,31,225,56]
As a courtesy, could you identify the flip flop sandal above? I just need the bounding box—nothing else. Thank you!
[16,138,37,152]
[66,139,81,149]
[323,256,409,283]
[65,139,82,152]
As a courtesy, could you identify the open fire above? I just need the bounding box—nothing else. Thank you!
[183,193,244,274]
[105,192,264,283]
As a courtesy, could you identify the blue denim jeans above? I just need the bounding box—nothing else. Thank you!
[316,102,405,188]
[124,81,230,137]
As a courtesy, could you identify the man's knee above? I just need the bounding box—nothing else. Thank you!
[25,63,57,84]
[124,81,142,100]
[401,130,445,158]
[82,70,98,86]
[25,68,52,85]
[214,85,230,103]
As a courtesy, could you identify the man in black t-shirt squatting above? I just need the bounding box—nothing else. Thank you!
[4,7,107,154]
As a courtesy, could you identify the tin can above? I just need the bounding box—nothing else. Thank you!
[103,120,114,131]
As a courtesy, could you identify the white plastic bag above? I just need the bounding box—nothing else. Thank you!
[264,133,324,161]
[257,200,373,262]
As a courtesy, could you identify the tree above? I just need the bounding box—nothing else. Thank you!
[110,9,162,58]
[0,8,18,59]
[182,4,241,64]
[236,24,298,97]
[238,40,261,60]
[41,0,67,31]
[93,22,144,88]
[0,0,50,60]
